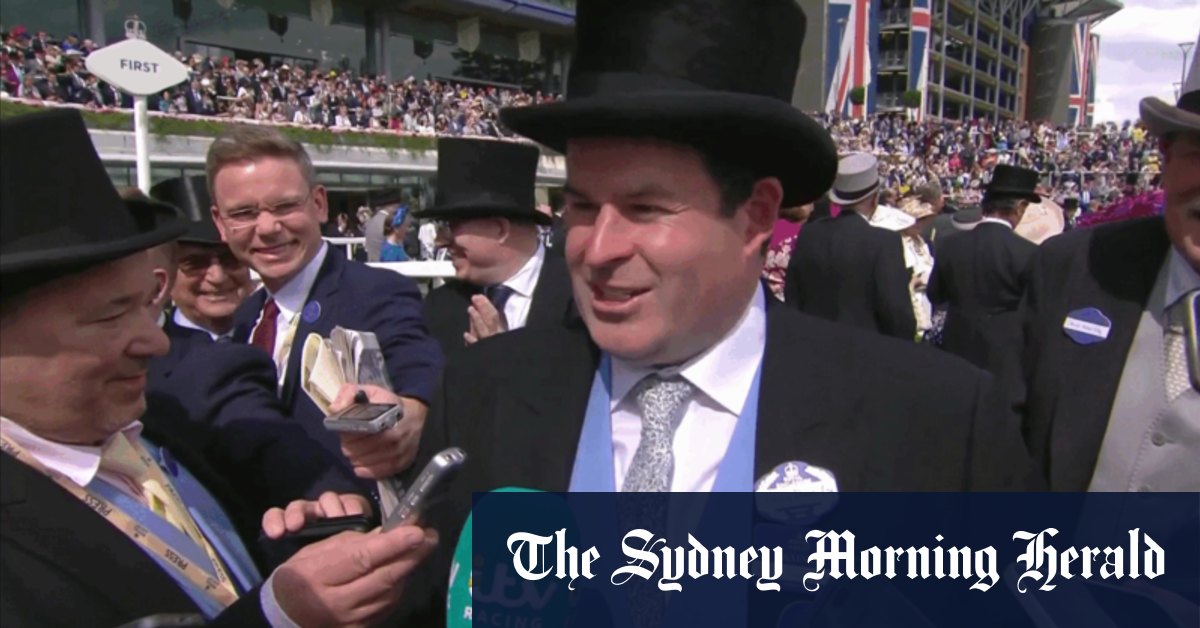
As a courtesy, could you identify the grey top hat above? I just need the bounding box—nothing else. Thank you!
[828,153,881,206]
[1140,33,1200,137]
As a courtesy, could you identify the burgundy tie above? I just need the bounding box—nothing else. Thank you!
[250,298,279,357]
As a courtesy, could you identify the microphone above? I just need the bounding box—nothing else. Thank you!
[446,487,598,628]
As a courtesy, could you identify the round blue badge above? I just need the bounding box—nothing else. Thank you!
[302,300,322,324]
[1063,307,1112,345]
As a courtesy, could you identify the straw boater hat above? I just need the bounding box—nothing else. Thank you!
[1,109,185,282]
[499,0,837,207]
[1140,33,1200,137]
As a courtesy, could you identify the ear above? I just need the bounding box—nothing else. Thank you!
[492,217,511,242]
[741,177,783,256]
[312,184,330,223]
[211,205,229,242]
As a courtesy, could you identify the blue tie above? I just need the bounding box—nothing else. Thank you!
[484,284,515,327]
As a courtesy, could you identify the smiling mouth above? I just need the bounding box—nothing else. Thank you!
[590,285,649,303]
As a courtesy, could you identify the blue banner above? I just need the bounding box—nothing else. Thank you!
[467,492,1199,628]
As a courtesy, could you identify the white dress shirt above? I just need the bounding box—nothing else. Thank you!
[173,309,233,342]
[251,242,328,382]
[610,285,767,492]
[497,243,545,331]
[0,417,298,626]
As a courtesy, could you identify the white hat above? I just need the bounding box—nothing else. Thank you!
[870,205,916,232]
[828,153,881,206]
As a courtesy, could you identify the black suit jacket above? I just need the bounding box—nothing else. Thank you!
[928,223,1036,398]
[147,339,363,527]
[234,251,444,460]
[1,447,270,627]
[784,212,916,340]
[397,305,1035,623]
[422,249,575,357]
[1019,217,1171,490]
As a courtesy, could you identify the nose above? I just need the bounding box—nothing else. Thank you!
[255,208,284,235]
[205,258,230,287]
[131,306,171,360]
[578,204,635,269]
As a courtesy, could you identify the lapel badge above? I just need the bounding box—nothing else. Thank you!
[302,300,322,324]
[1063,307,1112,345]
[755,462,839,524]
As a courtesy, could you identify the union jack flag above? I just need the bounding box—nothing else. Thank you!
[825,0,874,118]
[909,0,932,121]
[1068,22,1098,127]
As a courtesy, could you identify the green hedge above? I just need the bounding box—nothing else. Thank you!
[0,100,437,152]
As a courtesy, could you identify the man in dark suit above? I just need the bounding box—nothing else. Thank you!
[928,165,1040,400]
[1020,46,1200,491]
[0,109,436,627]
[784,152,917,340]
[207,125,444,479]
[419,137,575,356]
[398,1,1033,622]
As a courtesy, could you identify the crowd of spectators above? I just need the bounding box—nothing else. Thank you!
[2,24,1163,209]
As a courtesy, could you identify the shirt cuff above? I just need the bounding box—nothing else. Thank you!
[260,570,302,628]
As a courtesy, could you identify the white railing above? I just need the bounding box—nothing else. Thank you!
[367,261,456,279]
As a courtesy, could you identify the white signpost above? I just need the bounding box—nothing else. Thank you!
[85,19,190,192]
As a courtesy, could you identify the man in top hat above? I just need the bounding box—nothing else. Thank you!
[784,152,917,340]
[0,109,437,626]
[419,137,575,356]
[1019,35,1200,491]
[209,124,444,480]
[401,1,1032,620]
[928,165,1041,404]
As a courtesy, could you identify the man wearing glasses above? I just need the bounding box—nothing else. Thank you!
[419,137,576,356]
[207,126,443,481]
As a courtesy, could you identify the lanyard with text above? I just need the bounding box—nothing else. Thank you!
[0,433,239,610]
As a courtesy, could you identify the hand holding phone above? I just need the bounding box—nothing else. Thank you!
[383,447,467,531]
[323,402,401,434]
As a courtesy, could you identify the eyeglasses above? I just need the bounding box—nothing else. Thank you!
[177,249,244,274]
[219,190,313,230]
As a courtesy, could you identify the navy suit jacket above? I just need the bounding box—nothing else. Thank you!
[234,251,445,460]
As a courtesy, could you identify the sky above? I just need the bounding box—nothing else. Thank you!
[1092,0,1200,123]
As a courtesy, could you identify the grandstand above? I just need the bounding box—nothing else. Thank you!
[795,0,1120,125]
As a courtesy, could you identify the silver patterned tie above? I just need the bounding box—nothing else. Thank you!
[622,374,695,493]
[1164,290,1198,402]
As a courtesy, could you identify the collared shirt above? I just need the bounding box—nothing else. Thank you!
[252,242,328,381]
[0,416,297,627]
[610,285,767,492]
[173,309,233,342]
[1165,247,1200,313]
[978,216,1014,229]
[0,416,143,493]
[497,243,546,331]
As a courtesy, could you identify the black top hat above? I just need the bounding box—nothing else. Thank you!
[150,175,223,245]
[413,138,549,226]
[983,165,1041,203]
[0,109,185,277]
[498,0,836,207]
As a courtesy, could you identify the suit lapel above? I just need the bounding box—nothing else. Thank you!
[754,307,845,481]
[1051,219,1168,489]
[490,323,598,490]
[0,455,199,616]
[280,252,343,408]
[233,289,268,344]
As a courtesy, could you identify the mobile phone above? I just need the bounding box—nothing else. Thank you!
[383,447,467,531]
[324,402,401,434]
[287,514,374,539]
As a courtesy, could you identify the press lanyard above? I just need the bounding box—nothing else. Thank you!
[0,433,239,609]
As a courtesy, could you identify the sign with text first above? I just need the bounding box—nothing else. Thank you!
[85,38,190,96]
